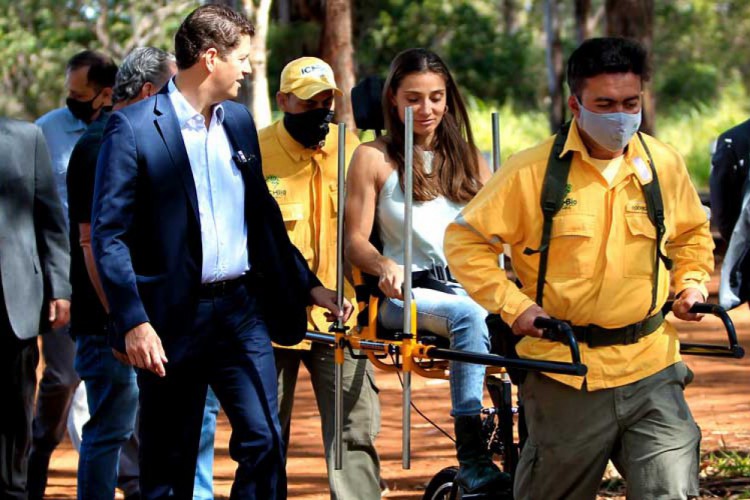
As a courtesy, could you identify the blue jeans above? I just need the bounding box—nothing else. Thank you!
[75,335,139,500]
[193,387,220,500]
[379,285,490,416]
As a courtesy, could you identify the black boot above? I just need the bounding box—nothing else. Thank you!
[454,415,508,493]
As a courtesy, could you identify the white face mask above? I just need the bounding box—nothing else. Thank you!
[576,98,642,152]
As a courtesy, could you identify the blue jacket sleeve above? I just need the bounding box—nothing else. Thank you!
[91,112,150,343]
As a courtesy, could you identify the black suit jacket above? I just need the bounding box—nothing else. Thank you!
[91,87,320,353]
[710,117,750,242]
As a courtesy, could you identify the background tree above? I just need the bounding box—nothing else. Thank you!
[210,0,273,128]
[574,0,591,44]
[605,0,655,133]
[544,0,566,132]
[240,0,274,128]
[0,0,191,118]
[321,0,356,130]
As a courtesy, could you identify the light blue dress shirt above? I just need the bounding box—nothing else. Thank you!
[167,79,249,283]
[35,107,87,228]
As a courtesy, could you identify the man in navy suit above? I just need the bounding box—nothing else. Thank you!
[91,5,351,499]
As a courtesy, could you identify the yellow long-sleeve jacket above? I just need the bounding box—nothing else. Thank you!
[445,120,714,389]
[258,120,359,349]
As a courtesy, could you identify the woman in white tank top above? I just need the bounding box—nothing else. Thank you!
[345,49,504,493]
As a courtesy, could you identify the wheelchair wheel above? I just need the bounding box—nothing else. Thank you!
[423,466,459,500]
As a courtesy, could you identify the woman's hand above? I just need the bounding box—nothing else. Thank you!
[378,259,405,299]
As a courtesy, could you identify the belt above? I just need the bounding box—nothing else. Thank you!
[410,265,459,296]
[199,276,247,299]
[570,311,665,348]
[426,264,456,283]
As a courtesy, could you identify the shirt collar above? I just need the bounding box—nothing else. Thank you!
[275,119,334,162]
[167,78,224,130]
[562,118,651,186]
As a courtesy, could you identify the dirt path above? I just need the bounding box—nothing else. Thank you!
[42,290,750,499]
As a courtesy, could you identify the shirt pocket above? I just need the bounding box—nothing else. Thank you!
[623,213,656,278]
[329,184,339,215]
[279,202,304,229]
[279,202,313,264]
[546,213,596,278]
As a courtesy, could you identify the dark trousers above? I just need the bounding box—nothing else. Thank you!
[27,324,81,500]
[137,285,285,500]
[0,301,40,499]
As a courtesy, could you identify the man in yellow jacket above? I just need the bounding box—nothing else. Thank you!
[258,57,381,499]
[445,38,713,499]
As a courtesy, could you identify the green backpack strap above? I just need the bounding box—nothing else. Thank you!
[523,121,574,307]
[636,133,674,315]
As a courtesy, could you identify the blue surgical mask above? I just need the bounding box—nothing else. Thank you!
[576,98,642,152]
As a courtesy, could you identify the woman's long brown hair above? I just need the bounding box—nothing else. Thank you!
[382,48,481,203]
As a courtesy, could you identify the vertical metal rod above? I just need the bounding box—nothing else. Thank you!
[402,107,414,469]
[336,123,346,333]
[491,111,501,172]
[333,122,346,470]
[491,112,505,269]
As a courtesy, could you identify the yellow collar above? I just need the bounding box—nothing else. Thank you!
[562,119,653,187]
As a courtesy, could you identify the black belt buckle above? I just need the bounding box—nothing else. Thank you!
[430,263,447,282]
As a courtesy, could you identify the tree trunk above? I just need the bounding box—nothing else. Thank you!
[544,0,565,132]
[502,0,519,35]
[574,0,591,44]
[240,0,273,128]
[277,0,291,24]
[320,0,356,131]
[208,0,272,126]
[605,0,655,134]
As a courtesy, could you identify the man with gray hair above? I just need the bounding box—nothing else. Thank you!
[66,46,175,500]
[111,47,177,105]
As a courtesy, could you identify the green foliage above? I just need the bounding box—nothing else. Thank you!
[0,0,196,120]
[355,0,543,108]
[658,63,719,109]
[2,0,750,130]
[266,20,322,105]
[658,78,750,188]
[702,450,750,479]
[467,97,549,164]
[463,79,750,190]
[654,0,750,101]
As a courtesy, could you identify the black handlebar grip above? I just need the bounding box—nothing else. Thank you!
[533,317,559,331]
[688,303,721,314]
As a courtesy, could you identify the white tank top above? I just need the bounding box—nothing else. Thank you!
[376,152,465,271]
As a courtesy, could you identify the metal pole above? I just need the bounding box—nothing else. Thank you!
[402,107,414,469]
[491,112,506,270]
[491,111,501,173]
[333,122,346,470]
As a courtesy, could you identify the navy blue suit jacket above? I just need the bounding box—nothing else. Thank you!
[91,88,320,352]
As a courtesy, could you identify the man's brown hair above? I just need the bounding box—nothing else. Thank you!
[174,4,255,70]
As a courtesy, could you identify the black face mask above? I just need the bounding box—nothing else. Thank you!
[66,89,103,124]
[283,108,334,149]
